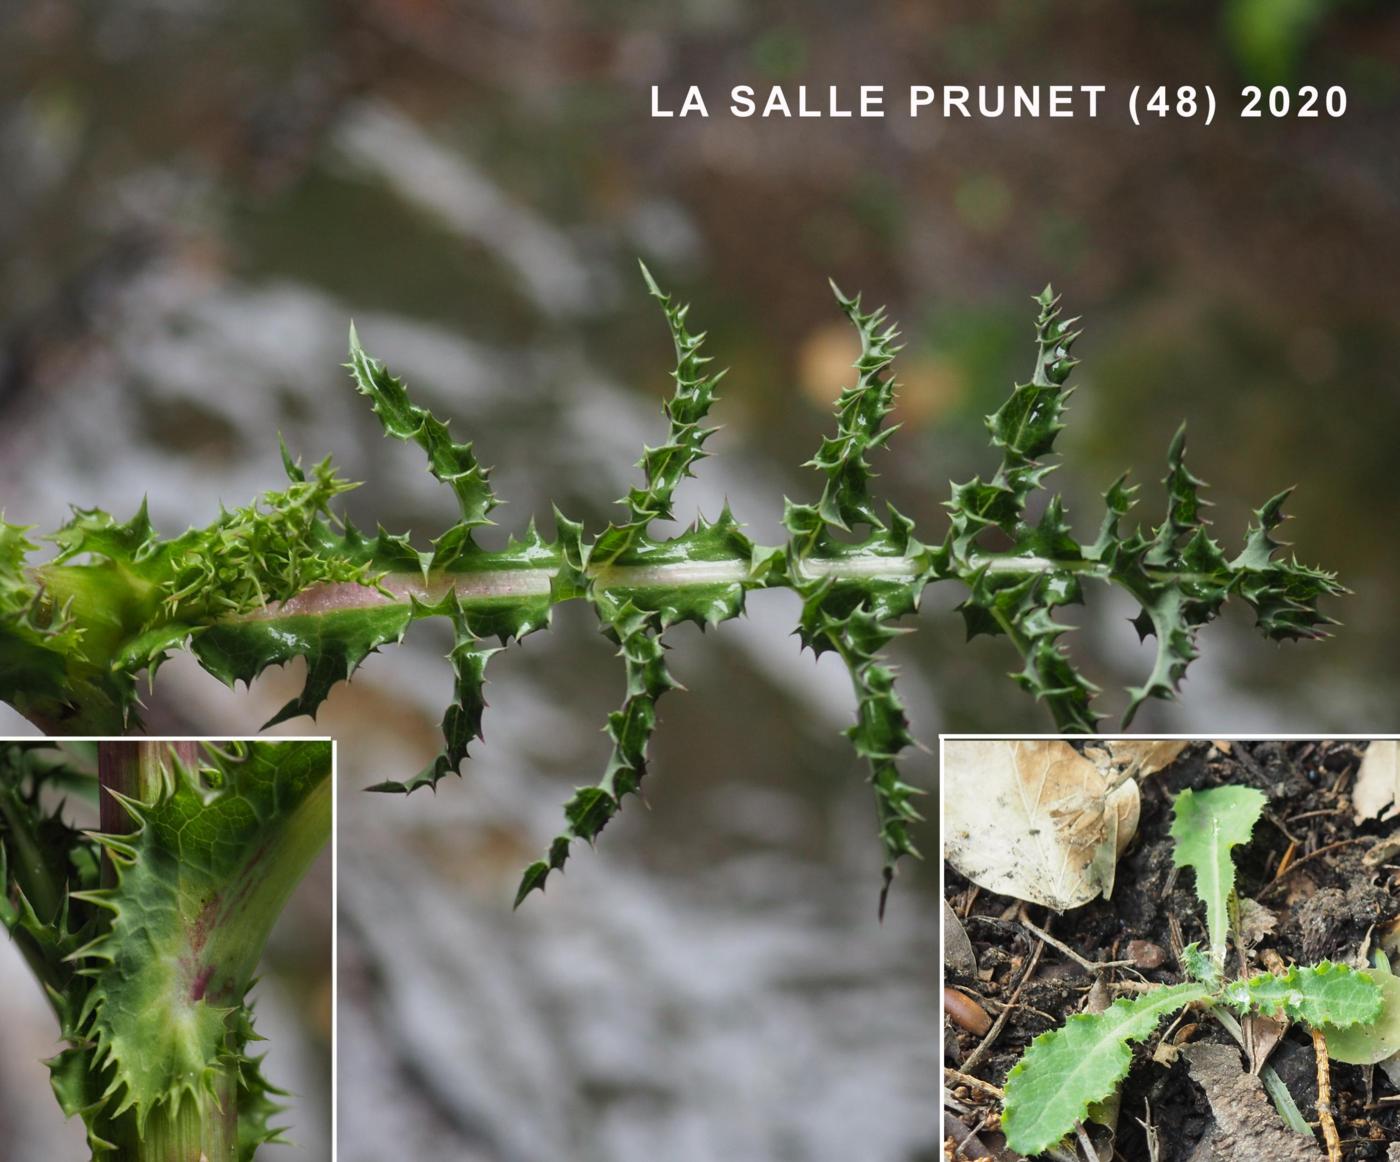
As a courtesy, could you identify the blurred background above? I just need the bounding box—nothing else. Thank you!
[1,1,1397,1159]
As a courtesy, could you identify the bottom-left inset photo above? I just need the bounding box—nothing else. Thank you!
[0,738,333,1161]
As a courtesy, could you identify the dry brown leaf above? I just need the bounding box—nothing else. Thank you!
[1353,740,1399,824]
[1091,739,1189,780]
[1237,898,1279,948]
[943,740,1140,911]
[942,899,978,976]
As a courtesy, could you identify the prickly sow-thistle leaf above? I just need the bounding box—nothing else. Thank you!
[1001,981,1209,1155]
[784,284,932,914]
[517,272,749,904]
[0,266,1344,908]
[943,287,1100,733]
[1170,785,1266,969]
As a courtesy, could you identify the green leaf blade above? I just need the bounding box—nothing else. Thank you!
[1002,982,1209,1155]
[1169,785,1266,968]
[1320,954,1400,1064]
[1224,961,1383,1030]
[347,329,499,533]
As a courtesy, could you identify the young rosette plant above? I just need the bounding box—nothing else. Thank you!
[0,267,1343,907]
[0,738,331,1161]
[1000,785,1384,1156]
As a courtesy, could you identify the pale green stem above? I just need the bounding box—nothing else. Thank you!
[238,549,1149,620]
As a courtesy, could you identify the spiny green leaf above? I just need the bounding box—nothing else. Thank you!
[367,591,501,794]
[0,272,1344,910]
[518,268,755,901]
[517,597,675,904]
[942,287,1097,731]
[783,288,936,906]
[348,326,499,538]
[196,603,414,727]
[1002,981,1209,1155]
[2,741,324,1151]
[3,455,379,732]
[808,281,902,532]
[1170,785,1267,970]
[73,742,329,1132]
[592,263,727,565]
[946,286,1078,556]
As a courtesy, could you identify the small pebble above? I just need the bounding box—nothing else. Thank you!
[1127,939,1166,969]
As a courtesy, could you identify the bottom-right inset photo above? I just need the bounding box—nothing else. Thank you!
[941,738,1400,1162]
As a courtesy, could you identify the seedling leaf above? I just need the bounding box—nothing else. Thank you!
[1170,785,1266,969]
[1320,953,1400,1064]
[1002,981,1209,1155]
[1221,961,1383,1029]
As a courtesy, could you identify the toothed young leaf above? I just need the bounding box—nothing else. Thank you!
[1001,982,1209,1155]
[1003,763,1380,1158]
[1220,962,1383,1028]
[1320,953,1400,1065]
[1170,785,1266,970]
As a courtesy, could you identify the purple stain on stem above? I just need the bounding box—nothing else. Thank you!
[190,964,215,1002]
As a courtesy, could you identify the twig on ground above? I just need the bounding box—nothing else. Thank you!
[1311,1027,1342,1162]
[1284,809,1345,825]
[1260,838,1371,897]
[1135,1097,1161,1162]
[1019,917,1138,975]
[944,1066,1005,1101]
[961,938,1044,1075]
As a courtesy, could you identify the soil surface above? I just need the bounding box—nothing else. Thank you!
[943,740,1400,1161]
